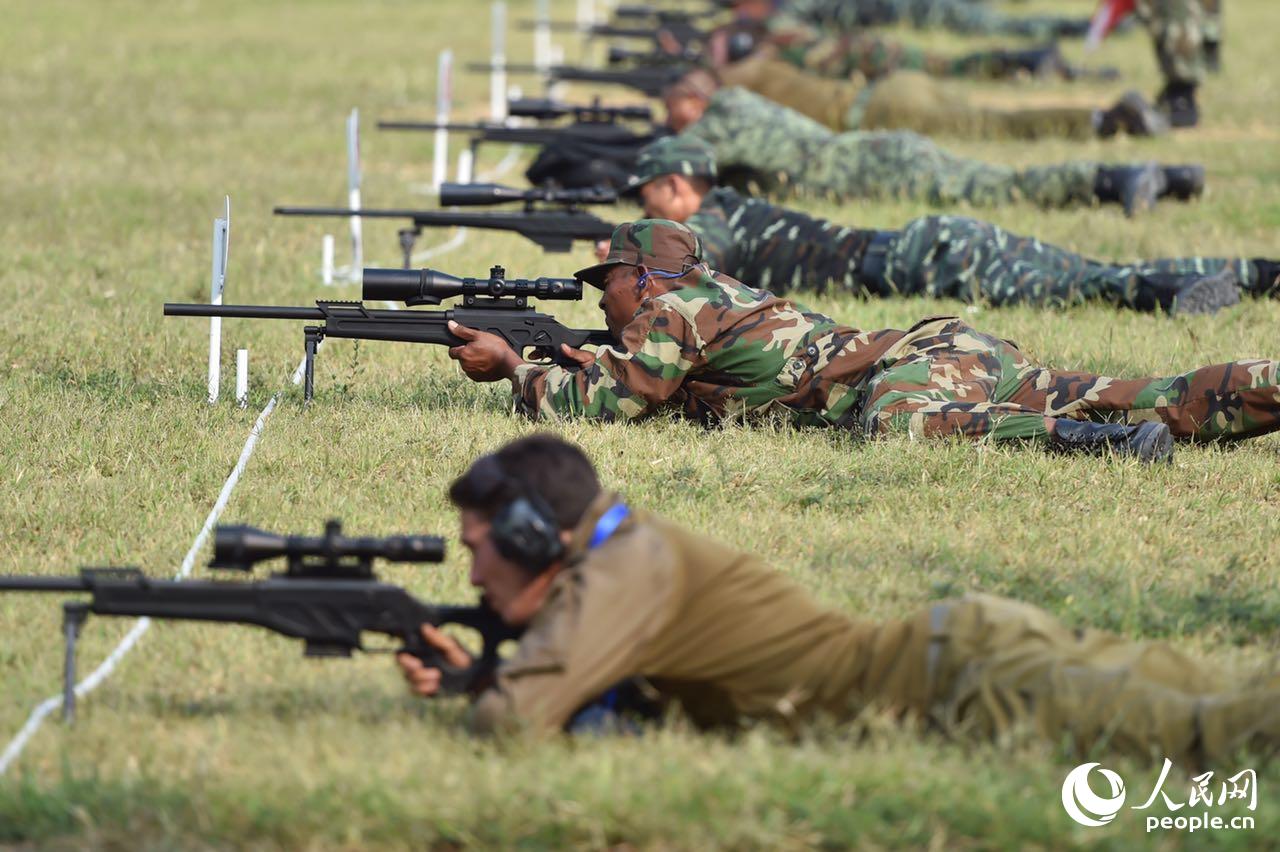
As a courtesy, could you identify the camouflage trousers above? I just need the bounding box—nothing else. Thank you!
[856,71,1096,140]
[878,594,1279,767]
[805,131,1099,208]
[778,31,1037,82]
[857,318,1280,443]
[881,214,1257,308]
[791,0,1083,38]
[1137,0,1214,84]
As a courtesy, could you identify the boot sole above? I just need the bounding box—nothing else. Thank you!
[1131,421,1174,463]
[1171,268,1242,316]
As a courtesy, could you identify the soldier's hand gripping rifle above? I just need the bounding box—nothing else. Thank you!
[276,183,618,262]
[164,265,615,401]
[0,520,519,723]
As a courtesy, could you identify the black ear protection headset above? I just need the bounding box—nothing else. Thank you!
[467,455,565,572]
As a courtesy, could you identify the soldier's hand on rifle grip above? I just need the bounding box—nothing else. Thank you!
[557,344,596,370]
[397,624,473,698]
[447,321,523,382]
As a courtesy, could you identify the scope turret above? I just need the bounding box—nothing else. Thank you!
[439,182,618,208]
[211,520,445,577]
[362,266,584,307]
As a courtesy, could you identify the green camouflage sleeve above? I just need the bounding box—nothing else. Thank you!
[511,298,707,421]
[686,210,738,275]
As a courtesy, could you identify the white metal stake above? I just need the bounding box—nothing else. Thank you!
[432,50,454,194]
[576,0,595,27]
[235,349,248,408]
[207,196,231,405]
[346,108,363,283]
[457,149,475,184]
[490,2,508,123]
[321,234,335,285]
[534,0,552,73]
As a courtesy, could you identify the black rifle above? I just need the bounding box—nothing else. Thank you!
[275,191,617,262]
[466,62,685,98]
[516,19,709,48]
[606,44,700,68]
[507,96,653,123]
[0,520,518,723]
[377,116,660,174]
[164,266,614,401]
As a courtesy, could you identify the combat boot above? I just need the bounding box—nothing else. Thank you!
[1156,81,1199,128]
[1048,420,1174,463]
[1159,165,1206,201]
[1247,259,1280,298]
[1132,268,1241,316]
[1094,91,1169,138]
[1093,163,1166,217]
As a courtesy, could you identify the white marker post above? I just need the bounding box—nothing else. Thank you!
[206,197,231,405]
[346,109,363,283]
[235,349,248,408]
[321,234,335,285]
[534,0,552,75]
[576,0,595,28]
[432,50,454,194]
[490,2,508,124]
[457,149,475,185]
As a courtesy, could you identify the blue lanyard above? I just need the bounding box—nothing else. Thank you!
[589,503,631,550]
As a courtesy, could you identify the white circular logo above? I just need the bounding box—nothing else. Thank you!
[1061,762,1127,827]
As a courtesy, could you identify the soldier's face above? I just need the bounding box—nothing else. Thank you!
[638,177,680,221]
[460,508,547,625]
[665,94,706,132]
[599,264,647,337]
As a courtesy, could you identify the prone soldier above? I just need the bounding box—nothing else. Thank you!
[445,219,1280,463]
[397,434,1279,769]
[615,136,1279,313]
[668,76,1203,214]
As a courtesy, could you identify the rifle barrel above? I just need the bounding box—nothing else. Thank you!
[0,576,88,592]
[164,304,326,320]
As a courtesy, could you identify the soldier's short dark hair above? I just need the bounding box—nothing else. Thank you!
[449,434,602,530]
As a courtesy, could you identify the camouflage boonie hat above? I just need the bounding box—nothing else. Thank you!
[624,136,718,194]
[575,219,705,288]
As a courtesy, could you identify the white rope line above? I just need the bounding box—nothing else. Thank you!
[0,354,309,776]
[2,134,502,771]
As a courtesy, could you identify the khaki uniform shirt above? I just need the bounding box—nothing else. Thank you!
[470,494,931,736]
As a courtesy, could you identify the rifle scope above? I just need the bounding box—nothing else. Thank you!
[362,266,584,306]
[211,520,445,574]
[507,97,653,123]
[439,182,617,208]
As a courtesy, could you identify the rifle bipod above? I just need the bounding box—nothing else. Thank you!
[302,326,326,403]
[397,228,421,269]
[61,601,90,724]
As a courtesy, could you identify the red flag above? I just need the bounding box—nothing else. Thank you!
[1086,0,1137,50]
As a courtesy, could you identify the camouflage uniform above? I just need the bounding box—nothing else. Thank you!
[1137,0,1212,85]
[682,87,1102,209]
[513,221,1280,446]
[688,186,1257,306]
[779,0,1088,38]
[768,20,1059,82]
[717,55,1099,140]
[473,491,1279,769]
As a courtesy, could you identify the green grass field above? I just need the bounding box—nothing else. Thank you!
[2,0,1278,847]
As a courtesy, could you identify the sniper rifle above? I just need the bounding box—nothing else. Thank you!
[275,183,617,262]
[164,266,614,401]
[0,520,518,723]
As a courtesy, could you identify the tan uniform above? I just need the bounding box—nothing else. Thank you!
[471,495,1278,767]
[718,55,1096,141]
